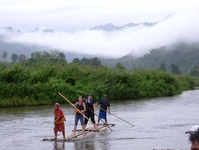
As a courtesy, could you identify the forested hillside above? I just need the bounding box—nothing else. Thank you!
[135,42,199,73]
[101,42,199,74]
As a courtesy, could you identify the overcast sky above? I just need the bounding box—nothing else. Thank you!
[0,0,199,58]
[1,0,199,31]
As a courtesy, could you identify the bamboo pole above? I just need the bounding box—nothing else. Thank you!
[86,106,113,131]
[58,92,107,137]
[99,107,135,127]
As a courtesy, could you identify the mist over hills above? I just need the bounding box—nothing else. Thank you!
[90,13,175,32]
[101,42,199,74]
[0,11,199,74]
[0,38,100,62]
[0,18,159,62]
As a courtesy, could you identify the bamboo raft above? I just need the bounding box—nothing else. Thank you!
[153,148,185,150]
[43,124,115,142]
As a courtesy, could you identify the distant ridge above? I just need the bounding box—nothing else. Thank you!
[90,22,156,31]
[90,13,174,32]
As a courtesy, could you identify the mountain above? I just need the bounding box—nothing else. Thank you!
[90,13,174,32]
[0,38,101,62]
[101,42,199,74]
[135,42,199,73]
[100,53,135,69]
[91,22,156,32]
[1,13,198,71]
[0,26,112,62]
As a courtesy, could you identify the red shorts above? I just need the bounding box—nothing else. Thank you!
[54,123,65,132]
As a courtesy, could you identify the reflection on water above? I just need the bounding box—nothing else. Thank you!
[74,140,95,150]
[0,90,199,150]
[54,141,65,150]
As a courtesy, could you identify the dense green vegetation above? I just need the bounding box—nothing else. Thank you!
[101,42,199,74]
[0,53,198,107]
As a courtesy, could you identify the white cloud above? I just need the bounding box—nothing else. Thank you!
[1,10,199,59]
[1,0,199,31]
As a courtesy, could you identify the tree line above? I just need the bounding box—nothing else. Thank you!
[2,49,199,76]
[0,50,198,107]
[1,50,101,67]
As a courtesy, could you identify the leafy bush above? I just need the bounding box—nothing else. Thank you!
[0,62,198,107]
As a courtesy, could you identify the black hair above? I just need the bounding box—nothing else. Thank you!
[189,127,199,143]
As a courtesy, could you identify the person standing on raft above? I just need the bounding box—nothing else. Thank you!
[83,94,96,130]
[73,96,86,135]
[54,102,66,140]
[96,95,110,126]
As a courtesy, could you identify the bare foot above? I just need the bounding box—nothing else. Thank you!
[51,138,57,141]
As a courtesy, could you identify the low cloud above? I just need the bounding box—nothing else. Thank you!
[1,11,199,58]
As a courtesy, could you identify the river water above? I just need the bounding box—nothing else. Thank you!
[1,90,199,150]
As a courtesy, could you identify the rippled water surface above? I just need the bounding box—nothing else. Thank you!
[1,90,199,150]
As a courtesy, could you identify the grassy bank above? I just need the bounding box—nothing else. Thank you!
[0,62,198,107]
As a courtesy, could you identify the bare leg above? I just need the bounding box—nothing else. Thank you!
[105,119,108,125]
[73,125,77,135]
[62,130,65,139]
[82,124,85,136]
[54,130,57,140]
[83,124,87,134]
[97,118,100,125]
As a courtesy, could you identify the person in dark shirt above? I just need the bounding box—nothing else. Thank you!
[83,94,96,130]
[73,96,86,135]
[97,95,110,125]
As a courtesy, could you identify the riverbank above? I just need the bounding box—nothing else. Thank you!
[0,63,198,107]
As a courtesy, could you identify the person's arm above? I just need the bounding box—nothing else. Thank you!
[54,110,62,124]
[93,103,96,114]
[108,107,110,114]
[96,100,101,107]
[107,101,110,114]
[72,102,77,109]
[54,116,61,124]
[82,102,86,113]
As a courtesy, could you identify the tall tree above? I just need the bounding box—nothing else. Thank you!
[115,63,126,71]
[72,58,81,64]
[50,49,66,62]
[190,62,199,76]
[11,53,19,63]
[169,64,181,74]
[18,54,26,62]
[2,51,7,62]
[158,61,167,71]
[81,57,90,65]
[28,50,67,64]
[91,57,101,67]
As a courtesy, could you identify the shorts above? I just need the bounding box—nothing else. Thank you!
[99,111,107,120]
[75,114,84,125]
[54,123,65,132]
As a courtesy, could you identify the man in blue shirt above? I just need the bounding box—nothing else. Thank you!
[97,95,110,125]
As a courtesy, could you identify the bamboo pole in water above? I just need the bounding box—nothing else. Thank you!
[86,106,113,131]
[58,92,107,137]
[99,107,135,127]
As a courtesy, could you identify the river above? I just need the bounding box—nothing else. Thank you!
[1,90,199,150]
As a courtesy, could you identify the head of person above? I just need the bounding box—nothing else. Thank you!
[78,96,83,102]
[54,102,60,110]
[188,126,199,150]
[186,125,199,135]
[88,94,92,100]
[104,95,108,100]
